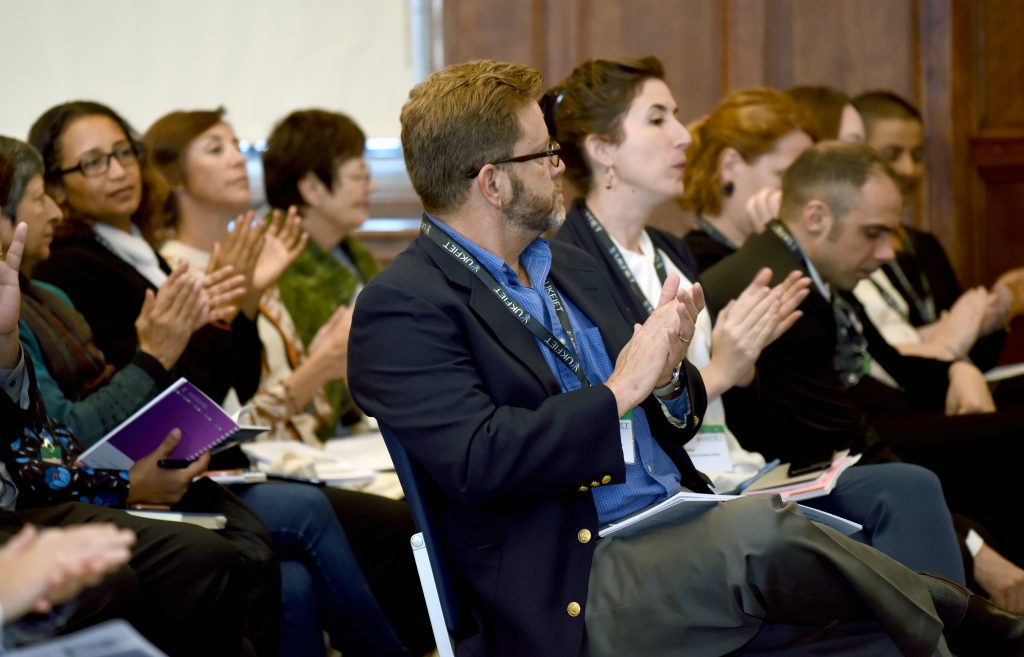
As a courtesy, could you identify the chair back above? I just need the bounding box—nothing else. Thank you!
[410,533,456,657]
[379,424,465,637]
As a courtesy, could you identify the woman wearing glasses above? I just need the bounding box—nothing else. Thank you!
[29,101,261,412]
[262,110,382,436]
[25,101,430,657]
[546,56,965,598]
[143,107,433,657]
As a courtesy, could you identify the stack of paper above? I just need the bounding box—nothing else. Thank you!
[125,510,228,530]
[599,492,862,539]
[742,452,861,502]
[323,432,395,472]
[242,440,376,486]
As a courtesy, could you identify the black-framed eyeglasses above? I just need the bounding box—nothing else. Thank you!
[59,143,139,178]
[465,141,561,179]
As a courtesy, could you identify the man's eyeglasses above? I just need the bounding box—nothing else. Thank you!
[465,142,561,179]
[60,143,139,178]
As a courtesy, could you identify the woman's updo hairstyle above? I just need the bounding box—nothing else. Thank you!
[543,55,666,193]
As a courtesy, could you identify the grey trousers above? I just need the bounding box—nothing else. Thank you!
[585,496,951,657]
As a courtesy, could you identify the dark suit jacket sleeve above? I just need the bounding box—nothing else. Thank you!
[349,278,629,512]
[702,239,872,464]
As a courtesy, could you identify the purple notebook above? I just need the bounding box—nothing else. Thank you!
[79,378,238,470]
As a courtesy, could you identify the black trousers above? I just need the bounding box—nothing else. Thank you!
[320,487,435,657]
[1,501,244,657]
[175,477,281,657]
[871,409,1024,566]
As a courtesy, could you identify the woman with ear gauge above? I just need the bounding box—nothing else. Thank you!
[547,56,964,586]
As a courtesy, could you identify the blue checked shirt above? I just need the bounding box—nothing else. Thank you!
[431,217,689,524]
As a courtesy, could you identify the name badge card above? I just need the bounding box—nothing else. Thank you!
[620,412,635,465]
[684,425,733,472]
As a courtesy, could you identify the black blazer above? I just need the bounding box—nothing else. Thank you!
[700,228,951,465]
[34,235,262,405]
[683,227,736,274]
[348,229,708,657]
[553,199,706,323]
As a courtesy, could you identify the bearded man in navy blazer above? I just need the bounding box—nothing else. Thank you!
[347,60,1024,657]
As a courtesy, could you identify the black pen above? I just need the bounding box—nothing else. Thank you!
[157,459,193,469]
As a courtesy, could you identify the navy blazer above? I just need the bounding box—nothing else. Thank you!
[349,229,708,657]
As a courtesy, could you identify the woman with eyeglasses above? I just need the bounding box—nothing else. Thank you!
[28,101,261,411]
[262,110,381,435]
[142,107,433,657]
[26,101,431,657]
[546,57,966,616]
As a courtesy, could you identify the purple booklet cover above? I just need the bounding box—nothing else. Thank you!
[79,378,237,470]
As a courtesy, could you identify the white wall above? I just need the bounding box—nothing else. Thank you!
[0,0,415,141]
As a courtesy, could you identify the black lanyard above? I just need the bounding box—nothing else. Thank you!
[696,215,738,251]
[420,217,591,387]
[868,277,912,323]
[582,206,667,316]
[767,221,869,387]
[885,238,937,324]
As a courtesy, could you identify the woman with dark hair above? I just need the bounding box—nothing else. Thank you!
[263,109,381,433]
[547,56,967,600]
[143,108,432,657]
[28,101,260,408]
[0,134,236,447]
[785,85,866,143]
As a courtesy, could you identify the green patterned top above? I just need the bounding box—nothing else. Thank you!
[277,235,380,435]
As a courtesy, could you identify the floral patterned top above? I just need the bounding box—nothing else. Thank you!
[3,363,130,509]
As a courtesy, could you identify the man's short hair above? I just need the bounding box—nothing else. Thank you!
[0,136,44,221]
[263,110,366,210]
[852,91,922,132]
[400,59,544,215]
[780,141,898,228]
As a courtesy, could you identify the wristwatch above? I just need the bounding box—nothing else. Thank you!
[652,363,683,399]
